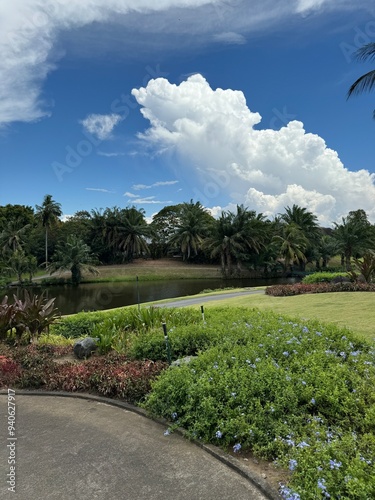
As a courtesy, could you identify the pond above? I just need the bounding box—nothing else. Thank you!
[2,277,294,315]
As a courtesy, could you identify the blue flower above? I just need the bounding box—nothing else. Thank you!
[289,459,298,471]
[329,459,342,469]
[215,430,223,439]
[171,412,178,420]
[297,441,310,448]
[279,484,301,500]
[317,478,327,490]
[283,351,290,356]
[302,326,309,333]
[310,398,316,404]
[233,443,242,453]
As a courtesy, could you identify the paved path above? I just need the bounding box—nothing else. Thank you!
[0,394,274,500]
[158,289,264,308]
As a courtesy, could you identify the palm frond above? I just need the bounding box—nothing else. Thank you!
[355,42,375,62]
[347,70,375,97]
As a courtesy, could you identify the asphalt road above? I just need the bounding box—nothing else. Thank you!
[158,289,264,308]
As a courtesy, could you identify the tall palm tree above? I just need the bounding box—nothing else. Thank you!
[273,223,309,275]
[280,205,321,271]
[347,42,375,117]
[35,195,62,269]
[48,235,98,285]
[333,211,374,271]
[168,201,213,261]
[117,207,152,261]
[205,205,267,276]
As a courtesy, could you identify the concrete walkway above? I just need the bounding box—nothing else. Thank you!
[0,393,277,500]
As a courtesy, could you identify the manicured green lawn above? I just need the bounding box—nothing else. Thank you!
[204,291,375,342]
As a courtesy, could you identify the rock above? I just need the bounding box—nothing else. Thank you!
[73,337,98,360]
[171,356,197,367]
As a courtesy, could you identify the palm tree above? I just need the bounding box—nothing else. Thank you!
[116,207,152,261]
[168,201,213,261]
[347,42,375,117]
[280,205,321,270]
[273,223,309,275]
[0,219,31,255]
[35,195,62,269]
[333,211,374,271]
[205,205,267,276]
[48,235,98,286]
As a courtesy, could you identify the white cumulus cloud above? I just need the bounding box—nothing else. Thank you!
[132,74,375,224]
[1,0,372,127]
[80,113,122,140]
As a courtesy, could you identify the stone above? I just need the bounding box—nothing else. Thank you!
[73,337,98,360]
[171,356,197,367]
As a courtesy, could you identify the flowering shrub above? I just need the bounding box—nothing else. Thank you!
[143,307,375,499]
[266,282,375,296]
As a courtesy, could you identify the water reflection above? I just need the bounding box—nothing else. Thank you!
[2,277,294,315]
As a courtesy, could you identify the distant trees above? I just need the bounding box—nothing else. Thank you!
[1,197,375,282]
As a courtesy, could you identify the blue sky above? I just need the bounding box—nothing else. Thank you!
[1,1,375,225]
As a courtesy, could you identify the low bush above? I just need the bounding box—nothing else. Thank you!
[302,272,349,284]
[266,282,375,296]
[0,343,166,403]
[143,307,375,499]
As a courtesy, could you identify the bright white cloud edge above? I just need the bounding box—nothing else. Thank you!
[131,73,375,225]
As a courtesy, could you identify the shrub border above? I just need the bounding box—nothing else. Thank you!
[0,390,280,500]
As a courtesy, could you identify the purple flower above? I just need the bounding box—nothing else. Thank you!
[233,443,242,453]
[310,398,316,404]
[215,430,223,439]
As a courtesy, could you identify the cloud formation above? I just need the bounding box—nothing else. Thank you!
[125,195,173,205]
[132,181,179,190]
[80,114,121,140]
[85,187,115,193]
[1,0,372,127]
[132,74,375,224]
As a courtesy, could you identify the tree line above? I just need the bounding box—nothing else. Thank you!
[1,195,375,285]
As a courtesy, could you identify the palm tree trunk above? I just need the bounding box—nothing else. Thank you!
[45,226,48,269]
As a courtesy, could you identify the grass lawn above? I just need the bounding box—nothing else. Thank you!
[202,290,375,342]
[143,287,374,342]
[83,259,223,282]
